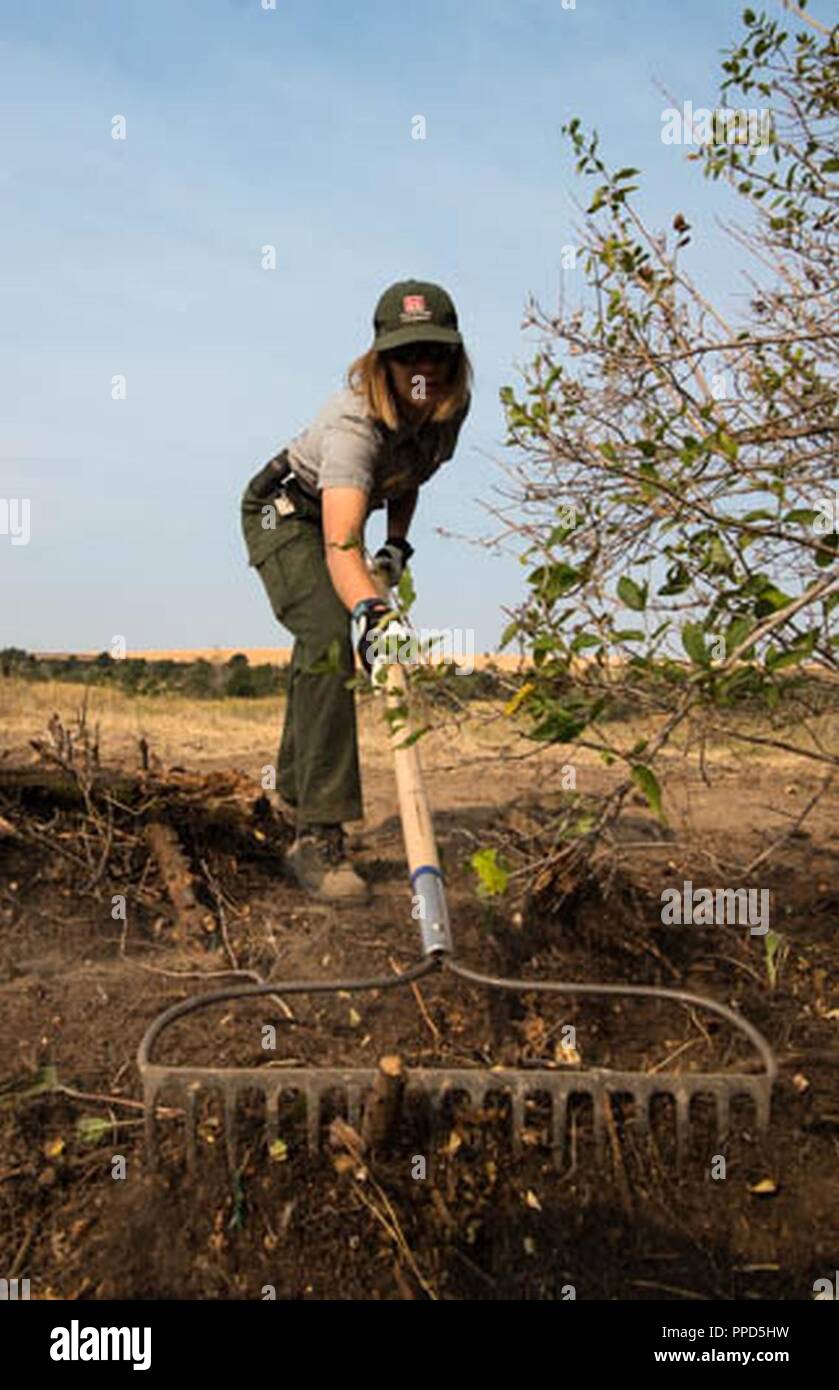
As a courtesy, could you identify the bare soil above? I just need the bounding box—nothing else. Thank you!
[0,679,836,1301]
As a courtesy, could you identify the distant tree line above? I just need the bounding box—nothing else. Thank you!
[0,648,286,699]
[0,648,506,703]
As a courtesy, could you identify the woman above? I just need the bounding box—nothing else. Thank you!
[241,279,472,903]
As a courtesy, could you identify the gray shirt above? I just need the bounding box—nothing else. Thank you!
[285,387,470,511]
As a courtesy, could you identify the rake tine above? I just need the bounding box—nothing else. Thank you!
[511,1086,525,1154]
[346,1081,364,1134]
[407,1083,433,1180]
[144,1083,160,1169]
[715,1089,730,1145]
[640,1085,654,1138]
[224,1085,238,1172]
[550,1089,568,1168]
[429,1083,447,1156]
[592,1085,606,1159]
[306,1085,320,1153]
[627,1084,644,1138]
[674,1088,691,1165]
[265,1085,281,1147]
[753,1080,772,1133]
[186,1086,199,1170]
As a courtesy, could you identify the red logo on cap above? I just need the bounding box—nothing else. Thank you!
[403,295,426,315]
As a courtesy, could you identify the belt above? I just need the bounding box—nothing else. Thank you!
[248,450,323,528]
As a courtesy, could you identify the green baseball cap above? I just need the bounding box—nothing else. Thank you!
[372,279,463,352]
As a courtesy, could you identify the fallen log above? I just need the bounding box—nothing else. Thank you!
[0,767,269,837]
[0,767,137,810]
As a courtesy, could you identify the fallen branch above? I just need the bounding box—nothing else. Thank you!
[144,822,208,944]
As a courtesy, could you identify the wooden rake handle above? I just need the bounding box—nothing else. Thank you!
[368,565,452,957]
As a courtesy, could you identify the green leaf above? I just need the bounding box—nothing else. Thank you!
[764,647,801,672]
[764,931,784,989]
[0,1065,59,1108]
[753,585,793,616]
[76,1116,111,1145]
[530,562,583,603]
[815,531,838,568]
[397,567,416,611]
[617,576,647,611]
[28,1064,59,1095]
[716,432,739,462]
[499,620,519,650]
[306,638,344,675]
[393,724,431,750]
[725,616,756,654]
[470,848,510,899]
[570,632,602,652]
[658,563,691,596]
[631,764,664,820]
[682,622,710,666]
[530,706,586,743]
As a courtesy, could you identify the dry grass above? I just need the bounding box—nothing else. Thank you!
[1,675,834,792]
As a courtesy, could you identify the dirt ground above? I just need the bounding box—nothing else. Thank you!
[0,677,837,1301]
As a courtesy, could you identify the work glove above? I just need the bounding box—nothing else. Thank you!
[352,598,413,680]
[352,598,392,677]
[372,537,414,589]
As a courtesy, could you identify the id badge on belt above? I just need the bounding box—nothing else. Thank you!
[274,489,296,518]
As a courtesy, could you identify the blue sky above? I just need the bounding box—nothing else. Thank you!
[0,0,765,653]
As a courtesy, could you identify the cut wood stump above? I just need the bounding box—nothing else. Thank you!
[361,1055,406,1153]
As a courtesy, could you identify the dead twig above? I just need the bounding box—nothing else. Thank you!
[389,955,441,1043]
[329,1119,438,1299]
[199,856,238,971]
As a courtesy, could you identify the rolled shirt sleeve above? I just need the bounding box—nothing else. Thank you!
[318,417,377,493]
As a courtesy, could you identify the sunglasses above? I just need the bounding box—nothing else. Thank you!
[383,342,460,366]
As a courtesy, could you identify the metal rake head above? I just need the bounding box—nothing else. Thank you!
[140,1061,773,1172]
[137,959,777,1171]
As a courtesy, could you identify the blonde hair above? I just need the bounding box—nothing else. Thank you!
[346,345,472,431]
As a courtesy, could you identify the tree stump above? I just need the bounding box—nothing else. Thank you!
[361,1055,406,1153]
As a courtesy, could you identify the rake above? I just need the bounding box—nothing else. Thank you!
[138,580,777,1169]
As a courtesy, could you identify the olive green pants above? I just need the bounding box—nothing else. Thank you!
[241,487,362,828]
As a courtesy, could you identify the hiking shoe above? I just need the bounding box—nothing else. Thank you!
[263,789,298,823]
[285,823,369,902]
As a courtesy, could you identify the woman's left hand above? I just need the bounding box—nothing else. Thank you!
[372,537,414,587]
